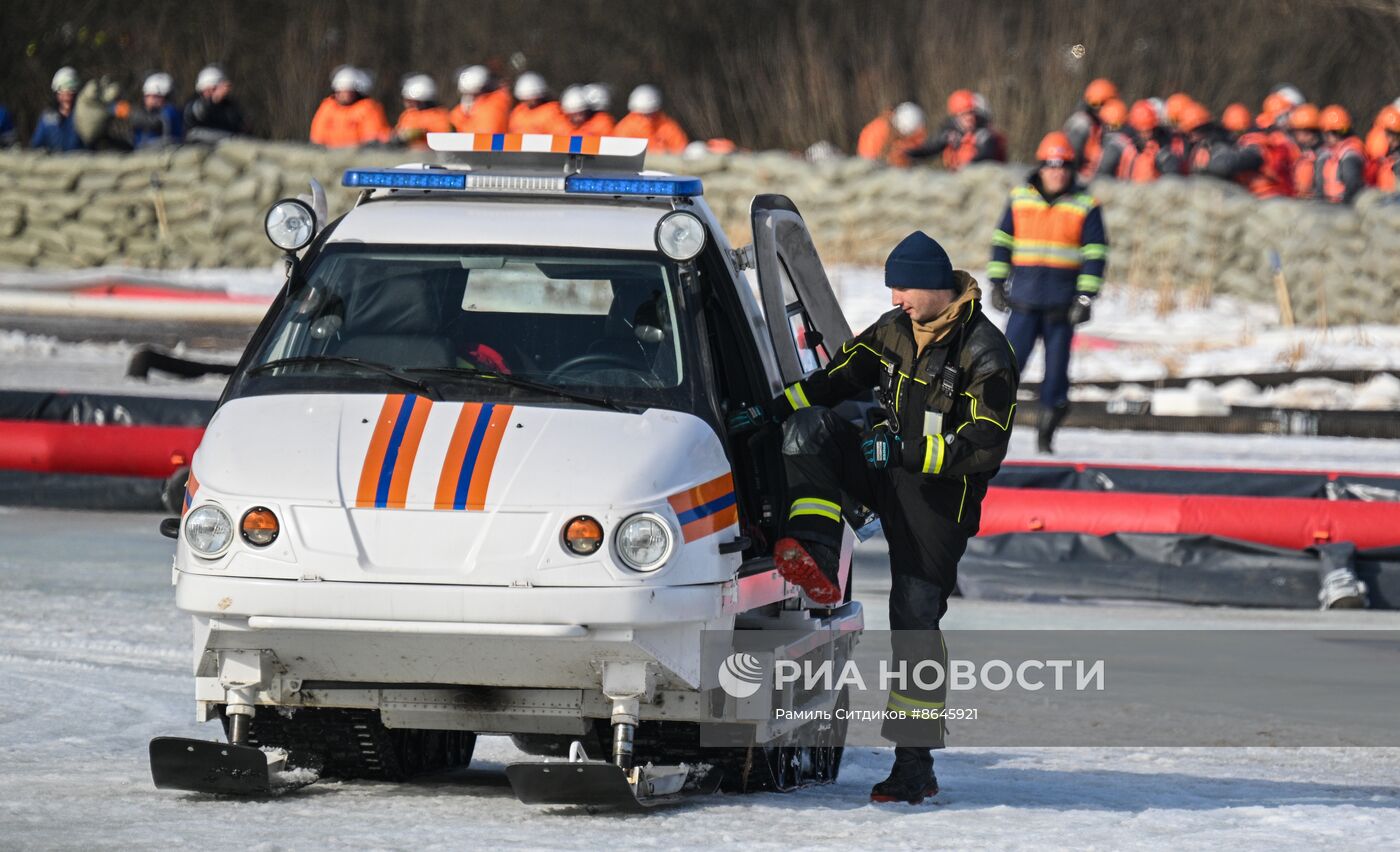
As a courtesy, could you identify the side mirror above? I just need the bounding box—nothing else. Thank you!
[159,517,180,539]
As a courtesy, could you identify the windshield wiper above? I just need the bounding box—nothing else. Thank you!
[405,366,635,413]
[248,356,440,400]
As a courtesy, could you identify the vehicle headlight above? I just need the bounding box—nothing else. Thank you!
[184,505,233,557]
[264,198,316,252]
[615,512,672,572]
[654,210,706,262]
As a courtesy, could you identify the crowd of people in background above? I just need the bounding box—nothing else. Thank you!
[862,78,1400,205]
[4,62,692,157]
[307,64,691,154]
[7,64,1400,205]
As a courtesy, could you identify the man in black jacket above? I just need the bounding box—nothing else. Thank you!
[729,231,1018,803]
[184,65,248,142]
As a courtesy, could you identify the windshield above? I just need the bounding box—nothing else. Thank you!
[226,244,695,411]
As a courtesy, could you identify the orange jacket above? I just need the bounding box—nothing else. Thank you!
[1318,136,1367,203]
[309,96,392,148]
[1235,130,1296,198]
[394,106,453,149]
[1365,123,1390,160]
[508,100,565,134]
[613,111,689,154]
[449,88,513,135]
[562,111,616,137]
[856,113,927,167]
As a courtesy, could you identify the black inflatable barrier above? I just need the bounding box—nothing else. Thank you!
[1022,367,1398,394]
[991,462,1400,501]
[960,532,1400,610]
[1015,399,1400,440]
[0,389,214,427]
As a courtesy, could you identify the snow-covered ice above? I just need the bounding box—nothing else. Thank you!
[2,505,1399,850]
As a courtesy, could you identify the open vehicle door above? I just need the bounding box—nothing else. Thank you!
[749,195,853,386]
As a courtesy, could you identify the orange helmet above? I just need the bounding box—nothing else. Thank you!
[1221,102,1252,133]
[1128,99,1158,132]
[1320,104,1352,133]
[1099,97,1127,128]
[1165,92,1193,125]
[1261,91,1292,118]
[1036,131,1075,164]
[1178,101,1212,133]
[1378,105,1400,133]
[947,88,977,115]
[1288,103,1320,131]
[1084,78,1118,107]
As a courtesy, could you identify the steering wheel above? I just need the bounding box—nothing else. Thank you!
[546,353,660,388]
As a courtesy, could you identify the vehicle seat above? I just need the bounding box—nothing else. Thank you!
[333,271,456,367]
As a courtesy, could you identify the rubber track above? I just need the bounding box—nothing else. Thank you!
[221,707,475,781]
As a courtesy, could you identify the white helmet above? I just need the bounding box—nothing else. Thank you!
[891,102,925,136]
[401,73,436,102]
[51,66,80,93]
[1272,84,1305,107]
[513,72,547,101]
[628,84,662,115]
[195,65,226,92]
[457,64,489,95]
[331,65,361,92]
[560,86,588,115]
[584,83,611,112]
[142,72,174,97]
[971,91,990,119]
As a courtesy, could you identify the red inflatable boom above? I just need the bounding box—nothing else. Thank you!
[980,486,1400,550]
[0,420,202,479]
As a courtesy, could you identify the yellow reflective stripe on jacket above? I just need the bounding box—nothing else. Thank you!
[788,497,841,523]
[1077,274,1103,293]
[887,691,945,712]
[991,229,1015,248]
[784,382,811,411]
[961,391,1015,430]
[1081,242,1108,260]
[921,434,945,474]
[987,260,1012,278]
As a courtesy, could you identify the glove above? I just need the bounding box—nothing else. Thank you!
[861,423,901,469]
[1068,294,1093,326]
[726,403,771,435]
[990,281,1009,312]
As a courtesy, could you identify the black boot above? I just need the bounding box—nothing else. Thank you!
[1037,402,1070,454]
[870,746,938,804]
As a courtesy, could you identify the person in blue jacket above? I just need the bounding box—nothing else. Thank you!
[130,72,183,148]
[0,105,17,147]
[30,67,85,152]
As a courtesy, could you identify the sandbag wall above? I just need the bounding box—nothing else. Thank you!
[1,141,1398,323]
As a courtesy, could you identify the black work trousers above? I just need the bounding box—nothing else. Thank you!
[781,407,969,748]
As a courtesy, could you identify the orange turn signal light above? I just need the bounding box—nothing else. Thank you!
[240,507,280,546]
[563,516,604,555]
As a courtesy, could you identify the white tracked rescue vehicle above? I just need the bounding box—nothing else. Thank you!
[149,134,866,807]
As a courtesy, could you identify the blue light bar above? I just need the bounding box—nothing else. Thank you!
[565,176,703,197]
[342,169,466,190]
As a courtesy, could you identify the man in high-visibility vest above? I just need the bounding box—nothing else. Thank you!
[988,131,1108,453]
[1315,105,1368,204]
